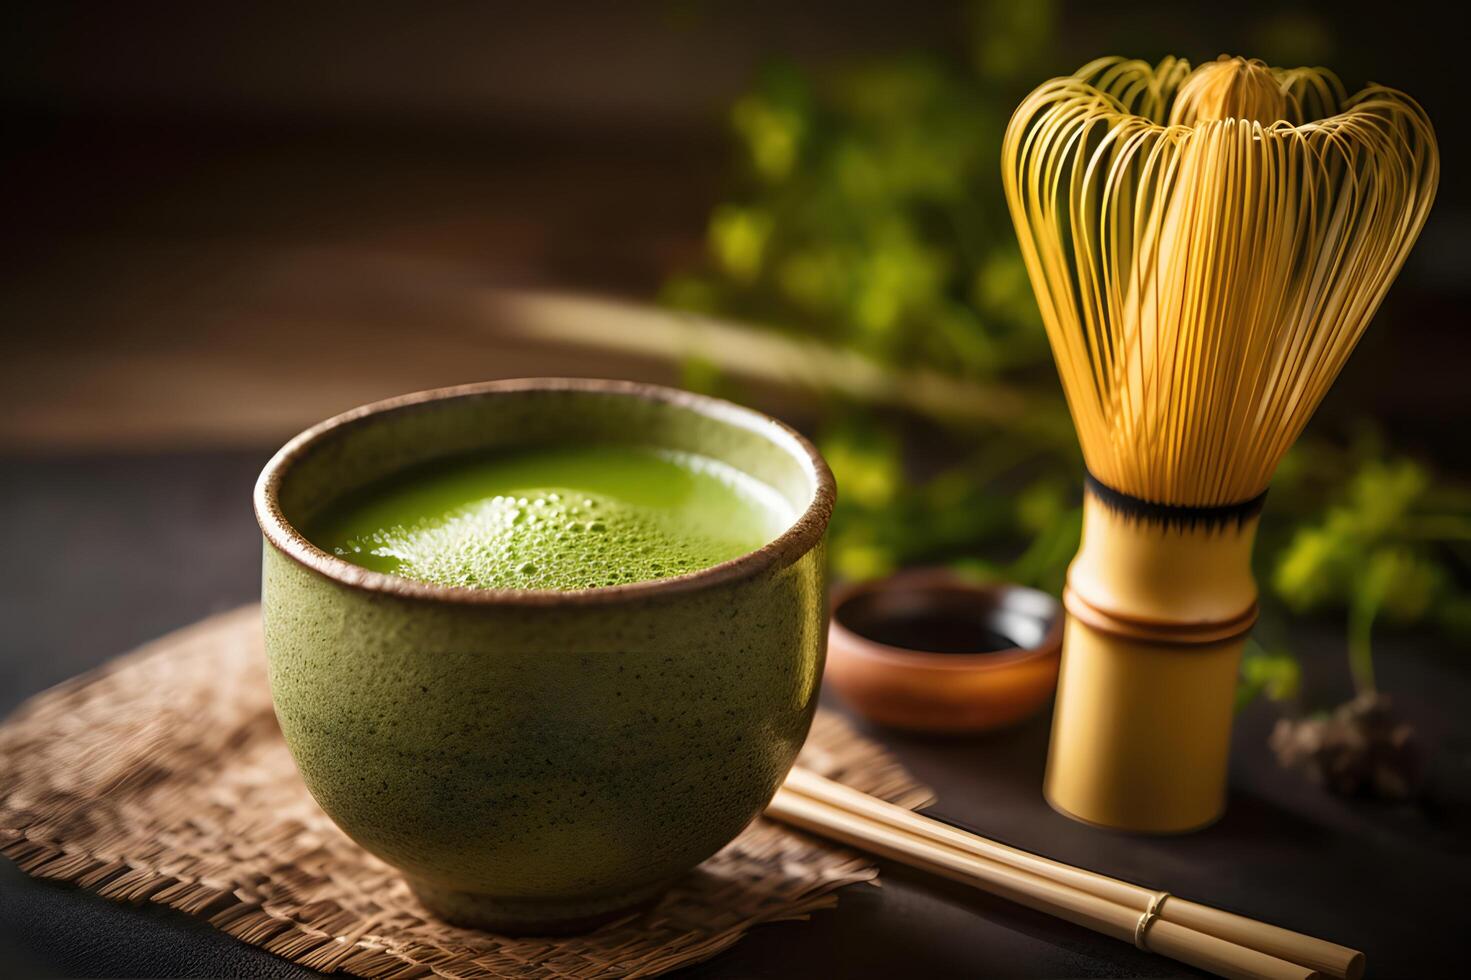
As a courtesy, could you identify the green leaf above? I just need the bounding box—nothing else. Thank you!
[708,206,774,284]
[1236,646,1302,712]
[819,427,902,511]
[1361,548,1440,624]
[1272,526,1347,611]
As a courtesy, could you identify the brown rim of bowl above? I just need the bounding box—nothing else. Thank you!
[829,571,1063,671]
[253,378,836,607]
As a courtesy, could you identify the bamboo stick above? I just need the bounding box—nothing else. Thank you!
[481,289,1073,440]
[785,768,1362,978]
[767,786,1315,980]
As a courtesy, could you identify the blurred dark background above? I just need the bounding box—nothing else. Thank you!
[0,0,1465,450]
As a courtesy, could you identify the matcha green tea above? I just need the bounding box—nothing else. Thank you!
[308,444,793,591]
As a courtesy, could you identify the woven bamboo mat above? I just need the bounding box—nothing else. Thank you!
[0,607,932,979]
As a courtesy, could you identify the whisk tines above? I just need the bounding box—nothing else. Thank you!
[1002,55,1438,509]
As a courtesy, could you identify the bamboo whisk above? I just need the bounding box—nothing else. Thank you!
[1002,56,1438,831]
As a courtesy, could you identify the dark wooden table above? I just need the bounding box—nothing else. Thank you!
[2,450,1467,978]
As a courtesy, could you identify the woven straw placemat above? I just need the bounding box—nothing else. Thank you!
[0,607,931,978]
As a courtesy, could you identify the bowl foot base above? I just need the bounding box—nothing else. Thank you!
[407,876,675,935]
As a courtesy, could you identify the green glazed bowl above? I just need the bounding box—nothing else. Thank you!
[254,378,834,934]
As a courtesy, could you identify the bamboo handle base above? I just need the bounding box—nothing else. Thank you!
[1047,493,1259,833]
[1045,614,1246,833]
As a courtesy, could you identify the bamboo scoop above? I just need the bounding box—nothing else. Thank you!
[768,767,1363,980]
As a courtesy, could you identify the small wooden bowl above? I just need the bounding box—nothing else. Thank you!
[825,568,1063,734]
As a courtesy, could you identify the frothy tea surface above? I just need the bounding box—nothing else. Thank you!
[308,444,794,591]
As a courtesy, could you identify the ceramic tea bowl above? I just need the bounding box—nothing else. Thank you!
[254,379,834,934]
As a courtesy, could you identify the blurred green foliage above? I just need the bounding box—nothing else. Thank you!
[1271,438,1471,693]
[663,50,1043,376]
[1235,642,1302,713]
[662,0,1470,707]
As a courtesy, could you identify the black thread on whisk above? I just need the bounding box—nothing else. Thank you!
[1083,470,1269,531]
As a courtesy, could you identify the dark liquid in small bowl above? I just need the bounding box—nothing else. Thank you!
[839,607,1014,654]
[825,570,1064,732]
[833,583,1053,656]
